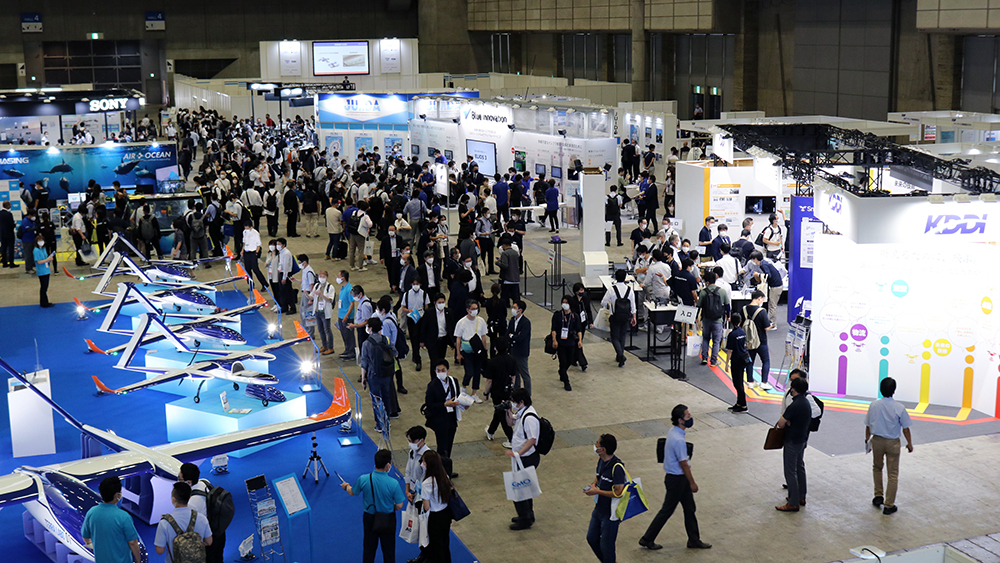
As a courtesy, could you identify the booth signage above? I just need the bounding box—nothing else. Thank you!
[89,98,130,112]
[462,106,509,124]
[144,12,165,31]
[379,38,401,74]
[21,14,42,33]
[923,214,988,235]
[279,41,302,77]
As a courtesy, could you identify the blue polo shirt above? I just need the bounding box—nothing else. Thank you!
[337,282,354,318]
[352,470,406,514]
[493,181,509,206]
[34,246,51,276]
[664,425,688,475]
[81,502,140,563]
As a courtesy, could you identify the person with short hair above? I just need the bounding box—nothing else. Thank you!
[709,223,730,261]
[81,476,142,563]
[336,270,356,361]
[585,434,627,563]
[33,234,54,308]
[454,299,488,402]
[404,426,431,562]
[155,482,213,562]
[341,449,406,563]
[775,377,811,512]
[508,299,532,396]
[724,312,751,413]
[640,405,711,551]
[420,451,455,561]
[742,289,773,390]
[551,294,583,391]
[423,359,462,475]
[698,216,715,253]
[506,387,541,530]
[865,377,914,515]
[697,271,730,366]
[601,269,636,368]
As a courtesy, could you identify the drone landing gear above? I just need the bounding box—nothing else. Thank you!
[233,382,240,390]
[193,380,204,403]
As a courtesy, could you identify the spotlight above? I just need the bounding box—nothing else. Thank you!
[76,305,88,321]
[419,114,427,120]
[557,129,566,137]
[267,322,277,335]
[300,360,315,374]
[507,124,515,131]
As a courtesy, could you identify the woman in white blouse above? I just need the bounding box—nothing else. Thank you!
[420,451,454,562]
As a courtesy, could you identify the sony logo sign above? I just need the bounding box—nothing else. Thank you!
[89,98,129,112]
[924,214,988,235]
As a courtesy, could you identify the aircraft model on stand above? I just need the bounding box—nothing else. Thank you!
[91,232,228,270]
[83,284,269,356]
[0,358,351,563]
[92,313,313,404]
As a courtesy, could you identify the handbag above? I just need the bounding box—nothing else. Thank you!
[448,486,470,521]
[543,334,556,355]
[418,511,429,547]
[503,454,542,502]
[764,425,785,450]
[369,474,395,533]
[594,308,612,331]
[609,464,649,522]
[399,503,421,544]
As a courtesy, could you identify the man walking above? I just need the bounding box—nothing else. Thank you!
[585,434,626,563]
[865,377,914,515]
[341,449,406,563]
[507,388,541,530]
[775,377,811,512]
[508,300,532,395]
[81,477,143,563]
[697,271,729,366]
[601,269,635,368]
[639,405,711,551]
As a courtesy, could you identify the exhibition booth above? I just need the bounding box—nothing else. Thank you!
[888,110,1000,144]
[0,88,147,144]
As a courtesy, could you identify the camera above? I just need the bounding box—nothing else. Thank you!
[495,400,512,412]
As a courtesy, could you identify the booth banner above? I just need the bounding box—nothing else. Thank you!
[324,134,344,155]
[318,92,478,125]
[379,38,401,74]
[0,143,177,200]
[810,234,1000,416]
[279,41,302,76]
[787,196,819,323]
[708,184,741,228]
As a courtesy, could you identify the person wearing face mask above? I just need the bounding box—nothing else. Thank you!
[240,221,270,299]
[453,299,488,403]
[570,282,592,372]
[400,278,429,373]
[505,388,541,530]
[347,285,375,365]
[379,224,402,292]
[474,209,496,275]
[639,404,711,551]
[274,238,296,314]
[585,434,626,563]
[419,451,455,561]
[550,295,583,391]
[442,247,462,287]
[507,300,532,396]
[403,427,431,563]
[340,449,406,563]
[482,335,516,450]
[375,295,407,402]
[336,271,357,361]
[264,240,283,313]
[309,270,336,355]
[422,359,461,475]
[81,477,142,563]
[33,235,55,308]
[360,316,397,428]
[295,254,317,338]
[497,234,521,304]
[418,250,441,293]
[630,219,652,260]
[680,238,693,262]
[398,249,417,296]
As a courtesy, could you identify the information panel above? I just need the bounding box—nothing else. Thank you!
[313,41,370,76]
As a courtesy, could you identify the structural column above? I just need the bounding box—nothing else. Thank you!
[630,0,647,101]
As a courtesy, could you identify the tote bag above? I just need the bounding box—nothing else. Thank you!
[504,454,542,502]
[399,503,421,544]
[610,463,649,522]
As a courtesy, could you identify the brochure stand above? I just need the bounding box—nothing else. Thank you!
[246,474,286,563]
[273,473,313,563]
[337,368,364,446]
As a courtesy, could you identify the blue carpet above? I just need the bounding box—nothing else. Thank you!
[0,290,477,563]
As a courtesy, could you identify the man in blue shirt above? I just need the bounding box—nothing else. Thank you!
[865,377,914,515]
[342,449,406,563]
[493,173,510,223]
[81,477,142,563]
[640,405,711,551]
[336,270,356,361]
[698,216,715,254]
[585,434,627,563]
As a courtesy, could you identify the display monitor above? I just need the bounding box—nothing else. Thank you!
[411,145,420,156]
[535,163,546,176]
[513,160,525,172]
[465,139,498,176]
[444,150,453,161]
[744,196,776,215]
[428,146,437,157]
[312,41,371,76]
[245,475,267,492]
[551,166,562,179]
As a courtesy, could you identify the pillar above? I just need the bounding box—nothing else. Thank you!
[630,0,647,101]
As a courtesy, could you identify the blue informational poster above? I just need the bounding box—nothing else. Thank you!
[324,134,344,155]
[354,135,373,154]
[788,195,820,323]
[0,143,177,200]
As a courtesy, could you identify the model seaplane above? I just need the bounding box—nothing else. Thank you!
[92,313,312,405]
[0,358,350,563]
[83,284,269,356]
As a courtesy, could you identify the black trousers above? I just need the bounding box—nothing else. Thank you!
[426,510,452,563]
[266,214,279,237]
[426,336,450,378]
[556,341,575,382]
[407,318,423,366]
[513,451,540,522]
[488,394,513,441]
[71,231,86,265]
[280,279,296,313]
[286,212,298,236]
[731,357,748,407]
[433,423,457,459]
[606,218,622,245]
[242,250,269,289]
[641,473,700,544]
[38,273,50,306]
[362,511,396,563]
[209,225,224,256]
[478,237,494,273]
[205,530,225,563]
[270,281,283,310]
[500,282,520,305]
[0,236,13,266]
[250,206,263,230]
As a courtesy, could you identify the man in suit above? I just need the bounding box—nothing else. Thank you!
[418,250,442,294]
[0,201,14,268]
[397,250,417,294]
[379,225,403,292]
[442,247,462,286]
[421,294,451,379]
[508,300,532,396]
[424,358,461,478]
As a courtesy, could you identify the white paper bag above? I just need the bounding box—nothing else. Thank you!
[594,308,612,331]
[504,454,542,502]
[399,503,421,544]
[686,338,701,358]
[418,512,429,547]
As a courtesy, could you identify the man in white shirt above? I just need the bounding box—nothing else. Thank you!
[240,183,264,231]
[296,254,317,338]
[240,222,269,297]
[506,388,541,530]
[69,209,88,266]
[643,250,672,303]
[454,299,488,403]
[602,269,637,368]
[154,482,212,563]
[276,238,296,314]
[716,244,739,287]
[400,277,429,371]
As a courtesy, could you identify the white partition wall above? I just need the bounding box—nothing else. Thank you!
[7,370,55,458]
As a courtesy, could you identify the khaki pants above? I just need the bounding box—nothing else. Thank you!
[872,435,901,507]
[347,234,365,268]
[767,285,782,326]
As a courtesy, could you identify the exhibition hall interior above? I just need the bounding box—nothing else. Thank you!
[4,1,1000,563]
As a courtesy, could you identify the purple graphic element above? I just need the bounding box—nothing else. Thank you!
[839,344,849,352]
[838,355,848,395]
[850,324,868,341]
[840,332,849,341]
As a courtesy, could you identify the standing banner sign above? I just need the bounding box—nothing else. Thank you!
[788,196,820,323]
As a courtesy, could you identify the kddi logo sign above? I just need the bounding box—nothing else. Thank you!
[462,107,508,124]
[89,98,129,112]
[924,214,989,235]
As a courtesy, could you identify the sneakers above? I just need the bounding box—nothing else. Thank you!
[751,381,761,389]
[502,441,512,449]
[872,496,884,507]
[618,359,626,368]
[485,427,494,441]
[472,394,484,404]
[760,382,773,390]
[883,505,898,515]
[359,266,368,271]
[700,359,708,366]
[728,405,748,413]
[270,305,279,313]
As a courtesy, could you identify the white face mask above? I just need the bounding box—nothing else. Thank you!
[297,262,304,270]
[318,277,327,283]
[408,442,420,452]
[562,303,570,311]
[593,445,600,455]
[464,262,473,269]
[268,244,276,251]
[276,244,284,251]
[436,370,448,381]
[366,327,373,335]
[336,277,344,284]
[682,246,689,252]
[511,308,519,317]
[468,309,479,318]
[436,302,445,311]
[37,240,45,247]
[388,230,396,237]
[400,258,406,265]
[412,285,420,292]
[396,213,402,219]
[426,258,434,264]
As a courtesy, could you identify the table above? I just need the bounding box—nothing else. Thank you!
[643,300,677,361]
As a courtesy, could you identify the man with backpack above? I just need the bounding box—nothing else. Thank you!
[205,194,224,257]
[180,463,233,563]
[263,184,281,237]
[601,269,637,368]
[505,387,554,531]
[360,316,397,430]
[187,202,211,264]
[137,205,161,259]
[154,482,212,563]
[742,290,772,390]
[697,271,730,367]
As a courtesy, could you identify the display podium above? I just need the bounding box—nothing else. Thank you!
[165,391,307,458]
[7,370,55,458]
[580,170,609,279]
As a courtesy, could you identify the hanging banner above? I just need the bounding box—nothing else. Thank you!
[279,41,302,77]
[379,39,401,74]
[788,195,820,323]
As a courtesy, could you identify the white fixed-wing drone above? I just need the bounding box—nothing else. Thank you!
[92,313,312,404]
[0,358,350,563]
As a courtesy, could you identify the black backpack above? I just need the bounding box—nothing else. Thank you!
[522,412,555,455]
[376,335,396,377]
[265,191,278,212]
[139,215,157,241]
[347,211,362,236]
[701,285,724,321]
[809,394,825,432]
[611,286,632,324]
[190,212,206,239]
[385,317,409,359]
[605,195,620,221]
[190,481,235,536]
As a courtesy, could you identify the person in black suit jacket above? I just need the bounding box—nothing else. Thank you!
[448,270,472,333]
[0,201,15,268]
[418,250,442,294]
[398,252,417,293]
[423,358,461,475]
[379,226,404,292]
[570,282,593,371]
[508,300,532,396]
[421,294,451,379]
[442,247,462,286]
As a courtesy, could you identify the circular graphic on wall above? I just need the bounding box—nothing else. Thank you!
[827,277,854,300]
[819,303,850,334]
[846,293,872,319]
[890,280,909,298]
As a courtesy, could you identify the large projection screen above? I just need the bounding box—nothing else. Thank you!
[312,41,371,76]
[465,139,498,177]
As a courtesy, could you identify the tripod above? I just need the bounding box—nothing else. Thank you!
[301,432,329,484]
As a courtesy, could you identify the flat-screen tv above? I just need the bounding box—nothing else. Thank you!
[535,164,546,176]
[444,150,453,161]
[551,166,562,179]
[312,41,370,76]
[745,196,776,214]
[465,139,498,176]
[513,160,525,172]
[411,144,420,156]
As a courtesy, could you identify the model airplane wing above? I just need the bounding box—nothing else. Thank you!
[92,368,213,395]
[247,321,312,357]
[0,473,39,507]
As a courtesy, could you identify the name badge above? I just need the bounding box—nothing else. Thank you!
[560,327,569,339]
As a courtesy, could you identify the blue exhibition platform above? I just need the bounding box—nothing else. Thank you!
[0,289,478,563]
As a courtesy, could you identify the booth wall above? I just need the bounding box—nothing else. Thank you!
[259,39,422,88]
[445,73,633,106]
[810,233,1000,416]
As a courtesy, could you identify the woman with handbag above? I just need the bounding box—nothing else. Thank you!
[550,295,583,392]
[420,451,454,563]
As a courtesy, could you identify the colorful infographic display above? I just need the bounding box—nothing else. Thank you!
[811,234,1000,416]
